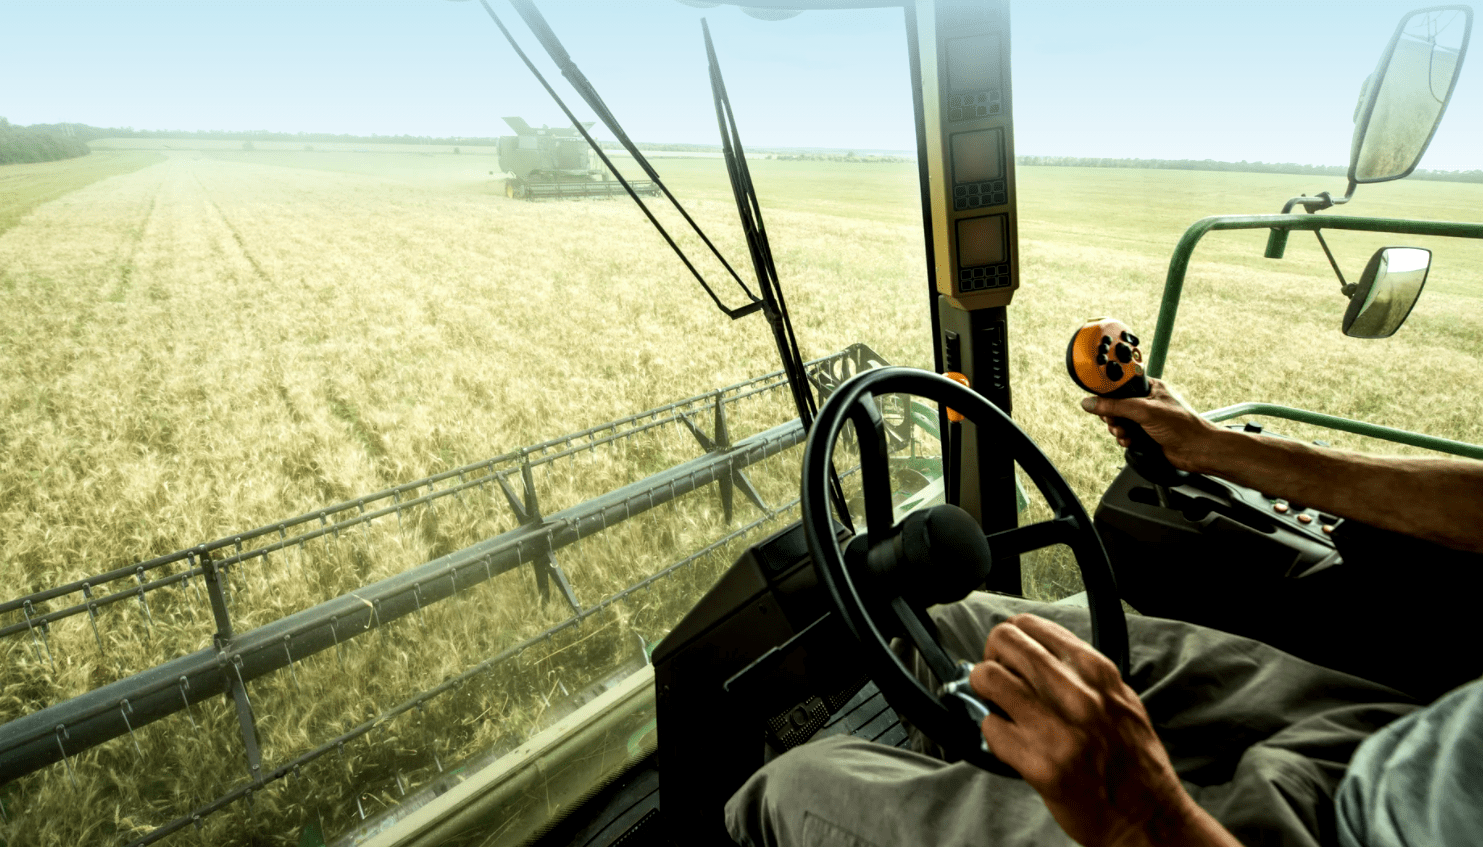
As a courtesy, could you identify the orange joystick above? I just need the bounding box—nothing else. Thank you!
[1066,318,1186,486]
[1066,317,1149,400]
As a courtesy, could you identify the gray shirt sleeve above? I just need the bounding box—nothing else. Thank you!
[1336,677,1483,847]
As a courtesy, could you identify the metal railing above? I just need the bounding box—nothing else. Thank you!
[0,344,887,844]
[1146,213,1483,380]
[1202,402,1483,460]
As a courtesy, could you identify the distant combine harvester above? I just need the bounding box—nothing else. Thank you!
[495,117,659,200]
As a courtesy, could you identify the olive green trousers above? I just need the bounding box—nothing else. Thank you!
[725,593,1419,847]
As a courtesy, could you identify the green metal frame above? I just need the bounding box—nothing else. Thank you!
[1146,213,1483,457]
[1202,402,1483,460]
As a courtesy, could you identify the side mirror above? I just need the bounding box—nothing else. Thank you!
[1351,6,1472,183]
[1342,247,1431,338]
[1265,7,1471,260]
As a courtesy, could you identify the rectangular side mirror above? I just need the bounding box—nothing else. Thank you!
[1350,6,1472,183]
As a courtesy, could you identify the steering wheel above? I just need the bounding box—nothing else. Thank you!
[801,367,1130,773]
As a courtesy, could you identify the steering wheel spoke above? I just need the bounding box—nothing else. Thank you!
[985,515,1082,557]
[889,596,960,686]
[847,396,895,534]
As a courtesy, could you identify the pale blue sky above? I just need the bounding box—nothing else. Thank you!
[2,1,1479,169]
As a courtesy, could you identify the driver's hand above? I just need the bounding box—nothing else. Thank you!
[1078,378,1218,473]
[969,614,1239,847]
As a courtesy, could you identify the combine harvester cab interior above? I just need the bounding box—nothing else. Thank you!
[1,3,1480,847]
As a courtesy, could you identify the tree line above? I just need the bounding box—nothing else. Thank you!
[6,120,1481,183]
[0,118,90,165]
[25,122,503,147]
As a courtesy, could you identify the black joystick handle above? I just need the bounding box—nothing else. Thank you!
[1111,397,1187,487]
[1066,319,1188,488]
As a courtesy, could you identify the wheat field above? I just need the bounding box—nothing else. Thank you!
[1,146,1480,845]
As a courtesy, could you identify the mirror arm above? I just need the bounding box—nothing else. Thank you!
[1282,181,1356,215]
[1265,180,1357,259]
[1310,229,1350,295]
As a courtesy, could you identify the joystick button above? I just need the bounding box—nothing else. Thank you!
[1101,335,1112,348]
[1096,353,1108,366]
[1105,362,1124,381]
[1114,343,1132,363]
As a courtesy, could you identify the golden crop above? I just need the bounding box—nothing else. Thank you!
[1,146,1479,844]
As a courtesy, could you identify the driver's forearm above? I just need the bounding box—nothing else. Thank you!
[1108,795,1243,847]
[1192,428,1483,554]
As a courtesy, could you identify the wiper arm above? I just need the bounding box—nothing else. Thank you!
[479,0,763,319]
[702,19,854,533]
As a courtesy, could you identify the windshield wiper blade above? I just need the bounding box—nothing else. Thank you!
[479,0,762,320]
[702,19,854,533]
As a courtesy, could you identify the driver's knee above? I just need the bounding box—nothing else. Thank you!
[726,736,866,846]
[725,736,940,846]
[935,593,1094,653]
[725,734,1052,847]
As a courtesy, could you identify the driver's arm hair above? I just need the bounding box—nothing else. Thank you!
[1191,429,1483,554]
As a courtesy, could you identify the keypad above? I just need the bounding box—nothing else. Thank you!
[953,179,1009,210]
[948,90,1002,122]
[957,263,1012,292]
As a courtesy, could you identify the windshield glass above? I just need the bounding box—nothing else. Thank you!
[0,2,929,843]
[1,2,1480,845]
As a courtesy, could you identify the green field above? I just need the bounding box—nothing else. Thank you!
[0,150,165,235]
[1,144,1480,845]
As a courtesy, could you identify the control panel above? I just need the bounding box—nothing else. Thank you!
[917,0,1019,310]
[1219,424,1344,557]
[1094,422,1350,622]
[919,1,1020,589]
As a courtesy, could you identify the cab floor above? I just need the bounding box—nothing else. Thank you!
[532,680,909,847]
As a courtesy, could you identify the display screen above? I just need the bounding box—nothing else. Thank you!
[946,33,1002,93]
[951,129,1004,184]
[956,215,1007,267]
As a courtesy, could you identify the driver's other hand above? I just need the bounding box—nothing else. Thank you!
[969,614,1226,847]
[1078,378,1216,473]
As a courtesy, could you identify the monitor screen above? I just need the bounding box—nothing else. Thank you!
[946,33,1002,93]
[956,215,1007,267]
[951,128,1005,184]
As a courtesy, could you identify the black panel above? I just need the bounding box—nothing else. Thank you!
[1094,436,1483,702]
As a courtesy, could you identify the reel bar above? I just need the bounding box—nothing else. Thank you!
[121,507,798,847]
[0,346,867,638]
